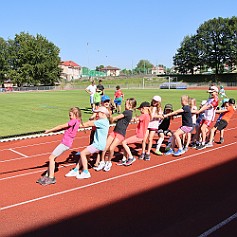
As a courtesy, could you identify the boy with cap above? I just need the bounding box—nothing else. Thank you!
[65,106,110,179]
[120,101,151,166]
[206,98,236,147]
[195,86,219,150]
[155,103,173,155]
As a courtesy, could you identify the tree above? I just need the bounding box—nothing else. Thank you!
[173,17,237,75]
[7,32,61,86]
[0,37,9,87]
[135,59,154,74]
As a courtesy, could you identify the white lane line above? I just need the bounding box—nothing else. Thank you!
[9,149,28,158]
[1,125,236,163]
[198,212,237,237]
[1,141,237,210]
[0,145,87,163]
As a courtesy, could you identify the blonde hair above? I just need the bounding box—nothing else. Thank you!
[69,107,83,125]
[181,95,189,104]
[189,98,196,107]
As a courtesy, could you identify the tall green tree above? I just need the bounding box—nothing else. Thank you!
[8,32,61,86]
[173,16,237,75]
[0,37,9,86]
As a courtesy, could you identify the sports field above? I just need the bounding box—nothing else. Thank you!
[1,88,237,137]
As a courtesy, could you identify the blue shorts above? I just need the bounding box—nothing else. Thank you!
[114,97,122,105]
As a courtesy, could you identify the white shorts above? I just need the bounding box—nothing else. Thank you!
[90,95,94,104]
[52,143,69,157]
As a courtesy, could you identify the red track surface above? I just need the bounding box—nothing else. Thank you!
[1,114,237,237]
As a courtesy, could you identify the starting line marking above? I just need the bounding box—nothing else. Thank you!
[8,149,28,158]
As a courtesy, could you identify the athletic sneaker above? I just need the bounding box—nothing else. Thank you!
[144,154,150,161]
[76,171,91,179]
[173,149,185,156]
[196,144,206,150]
[40,177,56,186]
[183,146,188,152]
[165,146,171,152]
[164,149,174,156]
[117,157,127,166]
[139,153,145,160]
[93,161,105,171]
[36,172,49,184]
[219,138,224,144]
[124,157,136,166]
[205,143,213,148]
[103,161,112,172]
[65,168,79,177]
[154,150,163,156]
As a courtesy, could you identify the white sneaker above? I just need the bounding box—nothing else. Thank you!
[65,168,79,177]
[117,156,127,166]
[93,161,105,171]
[76,171,91,179]
[103,161,112,172]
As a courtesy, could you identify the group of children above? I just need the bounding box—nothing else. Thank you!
[37,85,236,186]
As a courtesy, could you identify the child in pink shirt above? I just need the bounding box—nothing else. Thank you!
[120,101,151,166]
[37,107,82,186]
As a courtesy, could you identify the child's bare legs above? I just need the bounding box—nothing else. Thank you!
[94,153,101,167]
[108,138,121,161]
[200,124,208,144]
[146,131,156,154]
[122,141,133,158]
[141,130,149,155]
[173,129,184,150]
[101,136,114,162]
[117,104,121,113]
[207,127,217,144]
[79,148,91,171]
[48,154,57,178]
[220,129,224,140]
[122,135,140,158]
[185,133,191,148]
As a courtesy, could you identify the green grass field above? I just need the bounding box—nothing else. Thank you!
[1,88,236,137]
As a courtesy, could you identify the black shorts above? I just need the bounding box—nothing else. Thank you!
[158,129,172,136]
[214,119,228,131]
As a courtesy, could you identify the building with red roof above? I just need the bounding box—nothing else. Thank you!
[59,61,81,81]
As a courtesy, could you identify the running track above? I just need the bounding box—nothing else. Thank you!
[1,114,237,237]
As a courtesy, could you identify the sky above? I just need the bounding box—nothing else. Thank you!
[1,0,237,70]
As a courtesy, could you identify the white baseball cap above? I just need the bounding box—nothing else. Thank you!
[153,95,161,102]
[207,86,218,93]
[94,106,109,115]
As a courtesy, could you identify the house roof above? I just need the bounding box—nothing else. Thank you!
[60,61,81,68]
[101,65,120,70]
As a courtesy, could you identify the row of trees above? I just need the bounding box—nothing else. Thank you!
[173,16,237,75]
[0,32,61,87]
[1,16,236,87]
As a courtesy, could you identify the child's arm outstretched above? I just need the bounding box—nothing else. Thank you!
[45,123,69,134]
[109,114,124,123]
[163,108,183,118]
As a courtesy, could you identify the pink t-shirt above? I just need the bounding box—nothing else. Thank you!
[136,114,150,138]
[61,119,80,147]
